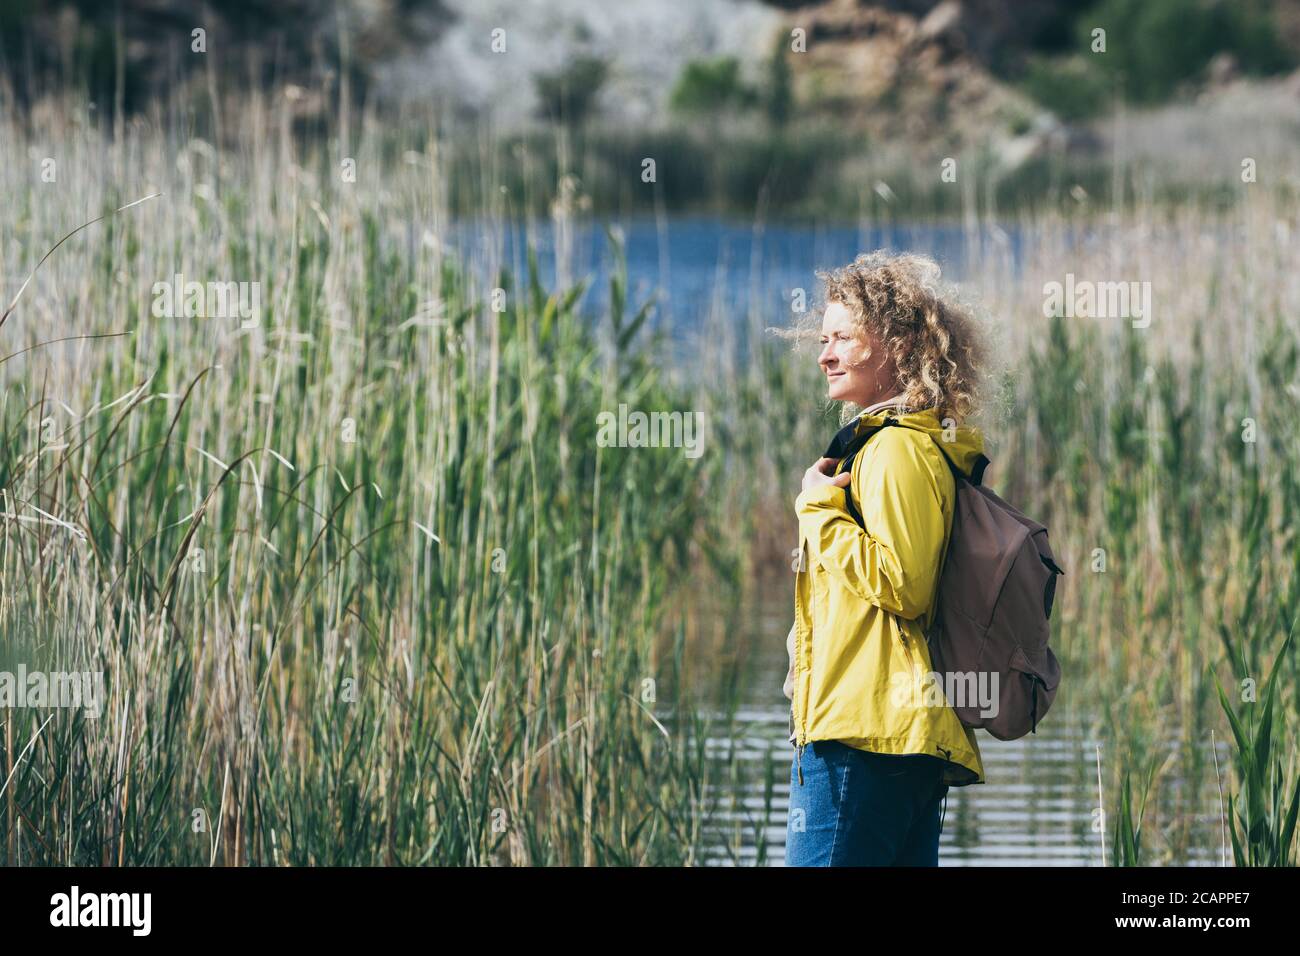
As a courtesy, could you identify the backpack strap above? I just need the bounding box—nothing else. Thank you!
[823,405,994,524]
[822,415,898,530]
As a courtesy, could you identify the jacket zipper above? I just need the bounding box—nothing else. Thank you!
[794,539,811,784]
[848,429,913,665]
[896,615,913,668]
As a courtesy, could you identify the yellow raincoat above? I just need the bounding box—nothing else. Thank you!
[787,404,986,787]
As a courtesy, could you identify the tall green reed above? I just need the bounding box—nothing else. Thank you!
[0,88,755,863]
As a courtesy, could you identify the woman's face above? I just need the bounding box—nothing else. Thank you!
[818,302,895,405]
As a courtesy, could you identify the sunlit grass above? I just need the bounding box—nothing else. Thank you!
[1,83,1297,866]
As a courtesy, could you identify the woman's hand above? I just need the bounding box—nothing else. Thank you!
[801,457,852,495]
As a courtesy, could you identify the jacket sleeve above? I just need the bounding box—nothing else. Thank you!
[794,429,947,621]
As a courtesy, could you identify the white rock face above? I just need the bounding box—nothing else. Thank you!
[373,0,784,127]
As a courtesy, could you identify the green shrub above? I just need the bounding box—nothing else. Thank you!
[1077,0,1294,105]
[1020,53,1115,120]
[669,57,757,116]
[534,55,610,126]
[1017,0,1295,116]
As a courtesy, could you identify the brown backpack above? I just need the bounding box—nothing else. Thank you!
[828,404,1064,741]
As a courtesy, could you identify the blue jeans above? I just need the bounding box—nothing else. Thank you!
[785,740,949,866]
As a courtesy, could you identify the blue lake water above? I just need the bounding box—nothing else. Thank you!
[445,216,1027,336]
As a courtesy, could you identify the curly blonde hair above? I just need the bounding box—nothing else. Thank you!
[815,251,989,422]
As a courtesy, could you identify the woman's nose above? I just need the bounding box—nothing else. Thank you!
[818,344,835,366]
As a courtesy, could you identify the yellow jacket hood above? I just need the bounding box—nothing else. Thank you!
[826,404,989,485]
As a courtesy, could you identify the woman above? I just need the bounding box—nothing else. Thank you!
[783,251,991,867]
